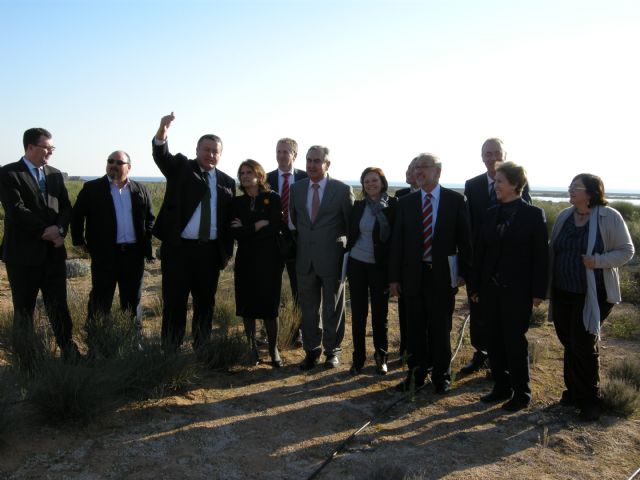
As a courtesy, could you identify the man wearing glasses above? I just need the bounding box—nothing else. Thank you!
[71,151,155,356]
[0,127,79,366]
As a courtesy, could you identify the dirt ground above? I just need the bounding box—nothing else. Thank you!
[0,260,639,480]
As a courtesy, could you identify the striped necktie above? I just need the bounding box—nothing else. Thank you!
[35,167,47,200]
[422,193,433,261]
[281,172,291,223]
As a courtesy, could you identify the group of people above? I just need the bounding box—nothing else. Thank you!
[0,121,634,422]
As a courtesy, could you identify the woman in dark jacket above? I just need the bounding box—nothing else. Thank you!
[469,162,548,412]
[231,160,284,367]
[347,167,397,375]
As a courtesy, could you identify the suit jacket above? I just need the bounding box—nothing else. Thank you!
[70,175,155,263]
[394,187,412,198]
[469,199,548,299]
[389,187,472,296]
[346,196,397,268]
[266,168,308,195]
[151,140,236,266]
[0,158,72,265]
[464,172,532,235]
[290,176,354,277]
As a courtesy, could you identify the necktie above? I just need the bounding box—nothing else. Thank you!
[35,167,47,200]
[310,183,320,223]
[422,193,433,261]
[489,181,497,205]
[281,173,291,223]
[198,171,211,241]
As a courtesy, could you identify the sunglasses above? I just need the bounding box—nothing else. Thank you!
[107,159,130,166]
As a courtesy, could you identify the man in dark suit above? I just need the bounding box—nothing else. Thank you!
[71,150,155,355]
[0,127,79,366]
[393,157,419,356]
[290,146,354,370]
[461,138,532,375]
[390,153,472,393]
[266,138,307,345]
[151,112,236,353]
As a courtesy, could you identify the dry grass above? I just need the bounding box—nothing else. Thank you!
[604,304,640,339]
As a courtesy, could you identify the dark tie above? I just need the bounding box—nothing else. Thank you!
[310,183,320,222]
[198,171,211,241]
[35,167,47,200]
[489,181,497,205]
[422,193,433,261]
[281,173,291,223]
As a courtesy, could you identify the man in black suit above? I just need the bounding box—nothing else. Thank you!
[0,128,79,366]
[151,112,236,353]
[461,138,532,375]
[266,138,307,345]
[390,153,472,393]
[393,156,419,356]
[71,150,155,355]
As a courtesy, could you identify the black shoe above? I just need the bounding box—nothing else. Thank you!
[434,382,451,395]
[300,353,320,371]
[374,352,388,375]
[349,364,363,375]
[501,397,530,412]
[481,388,514,403]
[579,402,601,421]
[62,341,81,364]
[270,359,282,368]
[458,351,487,376]
[324,354,339,369]
[559,390,575,407]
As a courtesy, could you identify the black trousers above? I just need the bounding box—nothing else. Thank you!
[87,246,145,338]
[482,283,532,400]
[283,258,299,306]
[467,298,488,354]
[404,264,454,385]
[5,258,73,353]
[551,288,613,405]
[160,240,222,351]
[347,257,389,367]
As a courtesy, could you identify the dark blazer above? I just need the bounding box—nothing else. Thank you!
[394,187,412,198]
[469,199,548,299]
[464,172,532,235]
[266,168,308,195]
[70,175,155,263]
[0,159,71,265]
[346,196,397,267]
[151,140,236,266]
[389,187,472,296]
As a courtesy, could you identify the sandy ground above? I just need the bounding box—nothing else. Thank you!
[0,261,639,479]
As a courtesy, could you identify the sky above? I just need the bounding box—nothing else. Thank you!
[1,0,639,191]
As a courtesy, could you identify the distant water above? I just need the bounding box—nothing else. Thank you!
[79,176,640,205]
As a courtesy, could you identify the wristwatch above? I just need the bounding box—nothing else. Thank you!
[58,226,65,237]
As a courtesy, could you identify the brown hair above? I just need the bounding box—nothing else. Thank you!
[359,167,389,197]
[277,137,298,155]
[572,173,608,207]
[496,161,527,194]
[237,159,269,193]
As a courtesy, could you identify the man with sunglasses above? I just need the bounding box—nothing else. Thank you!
[71,151,155,356]
[0,127,79,367]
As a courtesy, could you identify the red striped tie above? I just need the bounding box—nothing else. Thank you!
[281,173,291,223]
[422,193,433,261]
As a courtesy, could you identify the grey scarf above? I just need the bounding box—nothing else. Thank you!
[365,192,391,242]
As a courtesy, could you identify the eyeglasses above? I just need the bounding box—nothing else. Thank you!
[567,185,587,192]
[107,159,130,166]
[35,144,56,152]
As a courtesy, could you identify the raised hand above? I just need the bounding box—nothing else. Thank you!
[155,111,176,141]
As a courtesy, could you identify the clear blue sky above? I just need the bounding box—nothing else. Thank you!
[1,0,639,191]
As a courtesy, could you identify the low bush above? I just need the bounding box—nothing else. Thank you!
[600,378,639,417]
[529,340,548,366]
[619,268,640,306]
[530,303,548,328]
[197,330,248,370]
[65,259,90,278]
[604,305,640,339]
[607,357,640,390]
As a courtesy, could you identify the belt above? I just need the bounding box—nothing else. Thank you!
[180,238,218,245]
[116,243,138,252]
[422,261,433,270]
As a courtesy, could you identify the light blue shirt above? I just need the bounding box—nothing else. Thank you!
[22,157,43,183]
[181,168,218,240]
[109,178,137,244]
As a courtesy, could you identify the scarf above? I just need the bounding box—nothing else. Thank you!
[365,192,391,242]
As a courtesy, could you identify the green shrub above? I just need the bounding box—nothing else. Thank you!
[607,357,640,390]
[600,378,639,417]
[530,303,548,327]
[604,305,640,339]
[529,339,548,366]
[196,330,248,370]
[213,293,240,333]
[84,309,141,359]
[618,268,640,306]
[534,200,569,235]
[65,259,90,278]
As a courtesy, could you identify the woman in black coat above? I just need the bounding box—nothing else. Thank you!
[231,160,284,367]
[469,162,548,412]
[347,167,397,375]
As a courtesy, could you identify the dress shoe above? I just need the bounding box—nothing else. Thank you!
[62,341,81,364]
[434,382,451,395]
[324,354,339,369]
[374,352,388,376]
[559,390,575,407]
[349,364,363,375]
[300,354,320,371]
[501,397,530,412]
[578,401,601,421]
[481,388,514,403]
[458,351,488,376]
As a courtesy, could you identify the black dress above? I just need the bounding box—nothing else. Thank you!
[231,190,284,319]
